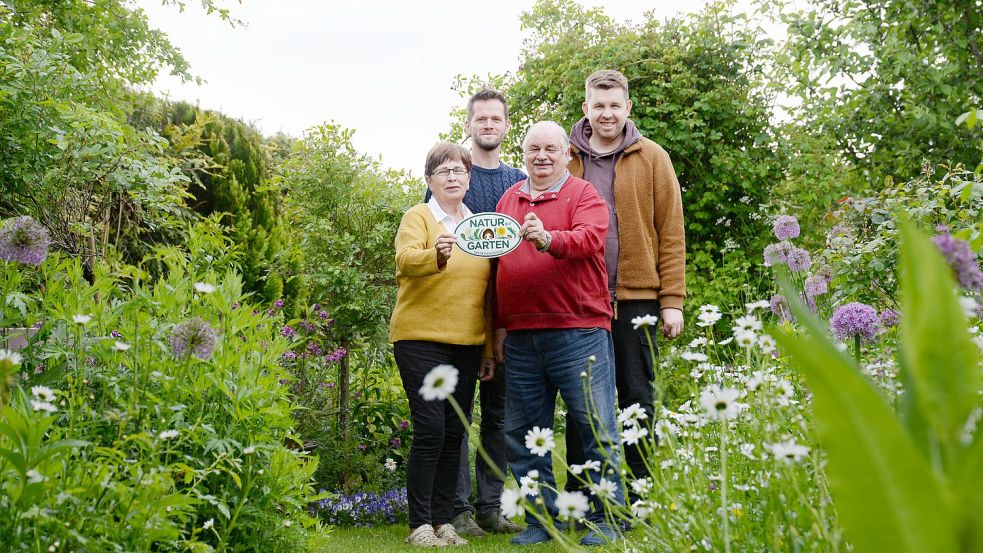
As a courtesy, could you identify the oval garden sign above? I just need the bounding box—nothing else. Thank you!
[454,213,522,258]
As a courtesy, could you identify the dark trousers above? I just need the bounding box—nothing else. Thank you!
[565,299,659,498]
[453,362,508,518]
[394,340,480,529]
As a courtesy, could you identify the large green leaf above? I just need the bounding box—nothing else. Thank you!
[953,430,983,551]
[897,220,981,466]
[774,292,957,553]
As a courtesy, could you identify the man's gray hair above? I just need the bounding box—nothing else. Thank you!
[521,121,569,151]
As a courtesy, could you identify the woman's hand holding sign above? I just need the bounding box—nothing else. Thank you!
[435,232,456,267]
[521,212,552,252]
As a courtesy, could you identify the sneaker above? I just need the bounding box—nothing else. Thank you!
[405,525,448,547]
[579,522,621,546]
[451,511,487,538]
[434,524,469,546]
[510,524,553,545]
[476,512,523,534]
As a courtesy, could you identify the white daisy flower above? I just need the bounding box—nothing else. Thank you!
[589,477,619,500]
[717,337,734,345]
[555,490,590,520]
[26,469,45,483]
[384,458,397,472]
[621,426,649,445]
[654,419,679,441]
[30,385,55,402]
[500,488,525,519]
[688,337,708,348]
[630,477,653,496]
[113,341,131,352]
[244,446,256,455]
[30,400,57,413]
[618,403,648,427]
[524,426,555,457]
[203,518,214,530]
[158,429,179,440]
[767,439,810,463]
[734,329,757,348]
[734,315,762,332]
[699,385,742,420]
[519,475,539,496]
[757,334,777,353]
[419,364,458,401]
[739,443,757,460]
[72,314,91,325]
[774,379,794,405]
[194,282,217,294]
[745,300,771,312]
[0,349,23,367]
[680,351,709,362]
[631,314,659,330]
[631,499,652,518]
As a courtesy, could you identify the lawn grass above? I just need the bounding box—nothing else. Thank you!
[319,525,638,552]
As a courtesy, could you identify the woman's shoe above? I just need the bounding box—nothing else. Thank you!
[405,524,449,547]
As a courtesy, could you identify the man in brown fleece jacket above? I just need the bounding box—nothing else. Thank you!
[564,69,686,502]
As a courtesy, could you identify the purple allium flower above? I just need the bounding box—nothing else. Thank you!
[804,275,829,298]
[0,216,51,266]
[86,356,95,365]
[787,247,812,272]
[773,215,800,240]
[390,437,401,448]
[763,242,793,267]
[770,294,791,321]
[318,310,330,320]
[273,298,285,309]
[879,308,900,328]
[282,350,298,361]
[33,320,44,330]
[34,363,44,375]
[170,318,219,360]
[357,443,367,451]
[232,302,240,310]
[399,420,409,430]
[933,234,983,290]
[326,382,335,389]
[300,320,316,333]
[281,325,297,338]
[307,342,322,355]
[830,302,881,342]
[111,330,122,338]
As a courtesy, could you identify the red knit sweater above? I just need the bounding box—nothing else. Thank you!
[495,175,612,331]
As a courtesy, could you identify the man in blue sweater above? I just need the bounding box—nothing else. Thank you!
[426,87,525,536]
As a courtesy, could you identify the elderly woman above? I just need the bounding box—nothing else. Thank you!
[390,141,494,548]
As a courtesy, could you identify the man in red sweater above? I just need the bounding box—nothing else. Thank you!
[494,121,623,546]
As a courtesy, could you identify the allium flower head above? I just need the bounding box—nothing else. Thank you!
[829,302,881,342]
[772,215,800,240]
[0,216,51,266]
[555,491,590,520]
[786,247,812,272]
[879,308,900,328]
[769,294,791,321]
[804,275,829,299]
[170,317,219,360]
[524,426,556,457]
[763,242,793,267]
[933,233,983,290]
[419,364,458,401]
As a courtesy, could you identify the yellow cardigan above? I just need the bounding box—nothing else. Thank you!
[389,204,492,353]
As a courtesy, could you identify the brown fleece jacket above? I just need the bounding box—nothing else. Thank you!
[568,134,686,309]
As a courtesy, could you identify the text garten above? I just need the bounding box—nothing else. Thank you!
[467,239,511,251]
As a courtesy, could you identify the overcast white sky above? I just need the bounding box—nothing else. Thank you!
[137,0,746,176]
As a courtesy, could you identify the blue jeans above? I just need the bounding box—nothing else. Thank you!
[504,328,624,526]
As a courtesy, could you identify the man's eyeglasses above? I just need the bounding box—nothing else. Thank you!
[432,168,469,177]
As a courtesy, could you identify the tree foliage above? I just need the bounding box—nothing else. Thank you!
[452,0,784,257]
[772,0,983,187]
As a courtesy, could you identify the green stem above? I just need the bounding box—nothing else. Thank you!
[720,422,731,553]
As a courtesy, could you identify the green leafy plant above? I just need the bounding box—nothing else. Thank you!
[773,220,982,552]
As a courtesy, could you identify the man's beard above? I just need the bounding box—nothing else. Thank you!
[472,135,503,151]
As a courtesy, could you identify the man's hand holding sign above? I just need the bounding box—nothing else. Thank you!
[520,212,551,252]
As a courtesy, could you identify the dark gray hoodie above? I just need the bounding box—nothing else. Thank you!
[569,117,642,299]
